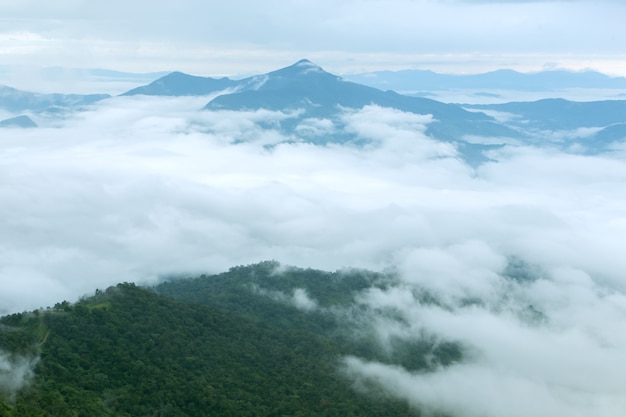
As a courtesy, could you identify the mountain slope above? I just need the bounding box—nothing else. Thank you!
[467,98,626,131]
[0,280,421,416]
[463,99,626,152]
[114,60,626,156]
[121,71,239,96]
[155,261,463,373]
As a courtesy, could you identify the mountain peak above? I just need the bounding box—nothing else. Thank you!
[268,59,332,79]
[293,59,325,73]
[294,59,318,68]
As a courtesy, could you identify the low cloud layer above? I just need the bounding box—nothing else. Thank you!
[1,95,626,414]
[341,248,626,416]
[0,350,37,400]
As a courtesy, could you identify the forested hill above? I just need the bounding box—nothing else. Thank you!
[0,264,447,416]
[155,261,462,372]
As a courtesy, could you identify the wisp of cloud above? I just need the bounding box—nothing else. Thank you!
[0,350,37,401]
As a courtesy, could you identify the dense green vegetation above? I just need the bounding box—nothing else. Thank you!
[0,262,460,416]
[156,261,462,372]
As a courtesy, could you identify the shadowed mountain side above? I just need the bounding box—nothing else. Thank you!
[593,123,626,144]
[121,71,239,96]
[0,115,37,128]
[467,99,626,131]
[117,60,626,159]
[0,85,110,113]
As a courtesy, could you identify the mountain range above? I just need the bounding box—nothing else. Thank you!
[0,85,109,113]
[2,59,626,162]
[119,59,626,158]
[344,68,626,93]
[202,59,517,148]
[121,71,238,96]
[0,85,110,128]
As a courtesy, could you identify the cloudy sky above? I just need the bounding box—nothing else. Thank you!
[1,0,625,77]
[2,2,626,415]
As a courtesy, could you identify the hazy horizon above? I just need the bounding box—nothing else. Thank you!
[2,60,626,101]
[1,0,625,78]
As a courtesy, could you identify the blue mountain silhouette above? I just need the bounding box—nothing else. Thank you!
[345,68,626,92]
[0,114,37,128]
[0,85,109,113]
[468,99,626,130]
[118,60,626,160]
[202,59,518,143]
[121,71,238,96]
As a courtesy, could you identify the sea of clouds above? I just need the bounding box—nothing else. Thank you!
[1,94,626,415]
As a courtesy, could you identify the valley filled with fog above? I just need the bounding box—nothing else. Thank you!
[2,65,626,416]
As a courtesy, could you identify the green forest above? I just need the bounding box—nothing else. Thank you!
[0,262,458,416]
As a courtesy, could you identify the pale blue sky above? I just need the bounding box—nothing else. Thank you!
[1,0,625,76]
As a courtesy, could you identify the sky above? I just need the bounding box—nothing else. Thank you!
[1,0,626,79]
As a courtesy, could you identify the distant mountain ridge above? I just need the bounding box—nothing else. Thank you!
[344,68,626,93]
[116,59,626,161]
[0,84,110,113]
[3,60,626,161]
[119,59,520,160]
[467,98,626,130]
[121,71,239,96]
[464,98,626,150]
[121,64,626,98]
